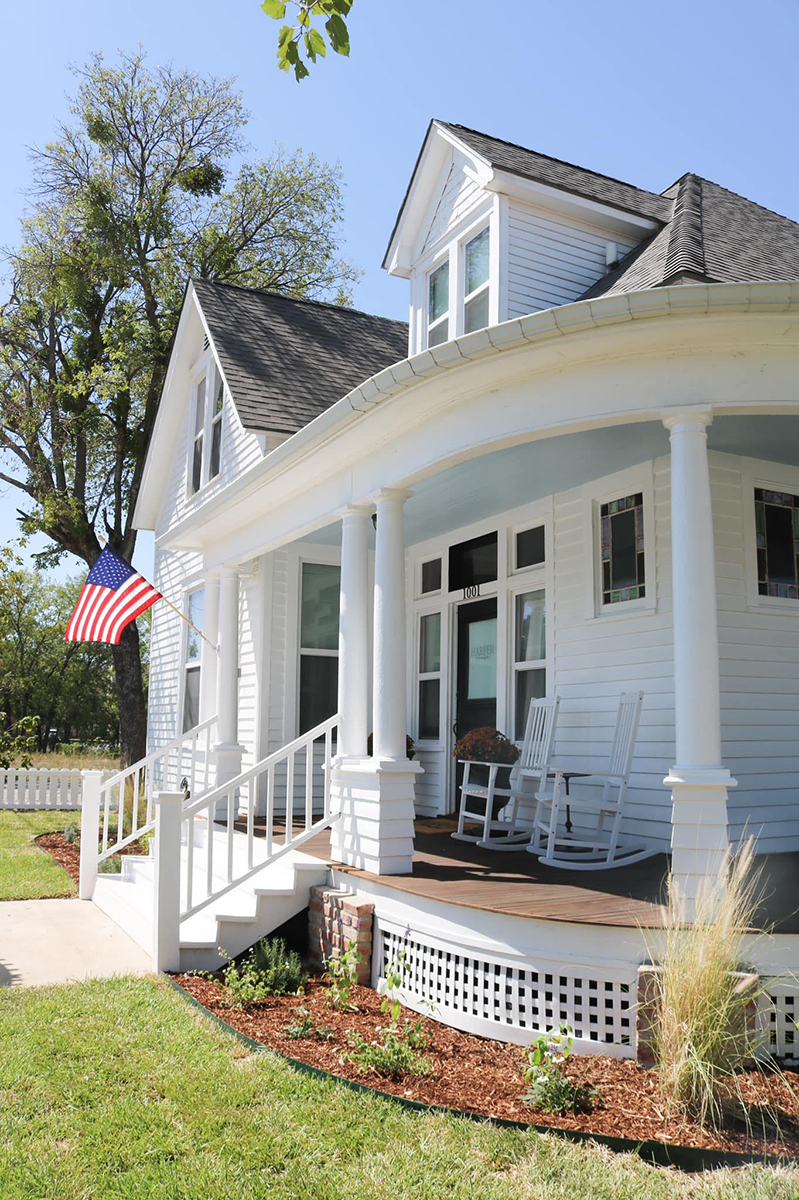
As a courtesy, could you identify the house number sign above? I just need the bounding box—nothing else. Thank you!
[462,584,481,599]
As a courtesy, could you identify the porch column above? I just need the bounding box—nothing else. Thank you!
[373,488,411,759]
[337,504,371,758]
[214,565,243,819]
[199,570,220,723]
[662,410,736,909]
[329,488,421,875]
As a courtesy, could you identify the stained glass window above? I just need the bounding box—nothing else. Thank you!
[600,493,645,605]
[755,488,799,598]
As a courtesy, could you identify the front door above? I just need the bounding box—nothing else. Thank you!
[453,597,498,805]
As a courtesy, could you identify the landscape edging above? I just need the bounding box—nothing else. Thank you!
[167,978,794,1173]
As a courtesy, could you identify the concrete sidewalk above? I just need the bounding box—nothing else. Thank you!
[0,899,151,987]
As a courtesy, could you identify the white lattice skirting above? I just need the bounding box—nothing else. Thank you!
[375,918,637,1058]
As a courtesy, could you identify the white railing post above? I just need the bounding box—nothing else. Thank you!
[153,791,184,973]
[79,770,104,900]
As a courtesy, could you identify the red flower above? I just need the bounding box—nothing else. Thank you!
[453,727,520,765]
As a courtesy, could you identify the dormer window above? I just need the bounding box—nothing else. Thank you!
[464,227,490,334]
[427,260,450,348]
[189,364,225,495]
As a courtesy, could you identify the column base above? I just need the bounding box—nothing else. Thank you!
[665,766,737,910]
[213,742,245,821]
[329,758,423,875]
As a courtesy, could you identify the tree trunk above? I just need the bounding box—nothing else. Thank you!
[112,622,147,766]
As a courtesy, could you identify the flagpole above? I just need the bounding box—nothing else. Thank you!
[97,537,219,654]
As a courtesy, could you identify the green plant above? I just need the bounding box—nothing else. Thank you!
[345,1020,432,1080]
[645,838,777,1129]
[325,943,361,1012]
[62,825,80,845]
[520,1026,597,1115]
[223,937,307,1007]
[452,727,520,766]
[97,857,122,874]
[284,1005,334,1041]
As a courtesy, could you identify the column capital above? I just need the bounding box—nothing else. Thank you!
[339,502,373,522]
[661,407,713,433]
[374,487,412,506]
[218,564,239,580]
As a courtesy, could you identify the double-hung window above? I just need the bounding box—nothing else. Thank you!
[299,562,340,734]
[182,587,205,733]
[463,227,490,334]
[189,365,225,495]
[513,589,546,738]
[427,259,450,348]
[417,612,442,740]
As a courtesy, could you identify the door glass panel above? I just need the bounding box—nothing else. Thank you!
[448,532,498,590]
[419,612,441,673]
[515,590,545,662]
[299,655,338,734]
[467,617,497,699]
[300,563,340,650]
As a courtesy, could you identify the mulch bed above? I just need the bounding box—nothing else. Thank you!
[173,971,799,1158]
[34,831,149,887]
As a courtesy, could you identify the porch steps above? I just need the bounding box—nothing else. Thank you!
[92,822,330,972]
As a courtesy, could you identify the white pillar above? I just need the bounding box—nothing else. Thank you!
[337,504,371,759]
[199,571,220,723]
[152,790,184,972]
[662,410,736,907]
[214,566,243,818]
[78,770,104,900]
[372,488,411,760]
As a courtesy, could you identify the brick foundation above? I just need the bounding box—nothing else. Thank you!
[308,885,373,985]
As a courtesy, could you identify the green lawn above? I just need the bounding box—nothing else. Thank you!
[0,976,795,1199]
[0,810,76,901]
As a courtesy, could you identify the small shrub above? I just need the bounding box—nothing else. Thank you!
[284,1006,334,1041]
[97,857,122,874]
[325,944,361,1012]
[223,937,307,1007]
[345,1020,432,1079]
[520,1026,597,1115]
[62,825,80,845]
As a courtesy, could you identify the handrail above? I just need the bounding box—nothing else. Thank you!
[179,713,338,921]
[102,716,217,791]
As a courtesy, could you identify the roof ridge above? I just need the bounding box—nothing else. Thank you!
[437,120,666,204]
[662,174,707,282]
[191,276,408,328]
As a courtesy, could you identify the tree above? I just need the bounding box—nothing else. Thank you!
[260,0,354,80]
[0,51,359,765]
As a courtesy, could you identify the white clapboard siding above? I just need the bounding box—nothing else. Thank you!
[1,768,83,810]
[506,201,636,318]
[413,747,446,818]
[422,156,483,255]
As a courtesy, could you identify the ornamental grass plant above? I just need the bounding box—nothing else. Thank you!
[646,838,786,1131]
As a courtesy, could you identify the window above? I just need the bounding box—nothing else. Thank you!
[182,587,205,733]
[421,557,442,595]
[463,227,490,334]
[515,525,545,571]
[513,589,546,739]
[755,488,799,598]
[427,259,449,348]
[418,612,441,740]
[299,562,340,734]
[448,532,498,591]
[189,365,225,494]
[600,493,645,605]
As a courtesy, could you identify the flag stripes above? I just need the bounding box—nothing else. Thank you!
[65,547,162,645]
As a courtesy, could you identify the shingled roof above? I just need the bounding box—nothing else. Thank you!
[192,279,408,436]
[436,122,674,224]
[582,174,799,299]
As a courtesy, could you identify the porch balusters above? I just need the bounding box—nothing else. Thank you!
[662,409,736,911]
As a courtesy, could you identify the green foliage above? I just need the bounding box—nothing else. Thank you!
[61,825,80,845]
[283,1005,334,1040]
[345,1020,433,1079]
[0,714,38,771]
[325,942,361,1011]
[261,0,353,81]
[222,937,307,1007]
[520,1026,598,1115]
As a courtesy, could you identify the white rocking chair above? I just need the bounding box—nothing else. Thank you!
[530,690,655,870]
[452,695,560,850]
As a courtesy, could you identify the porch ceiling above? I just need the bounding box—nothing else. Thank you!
[300,414,799,548]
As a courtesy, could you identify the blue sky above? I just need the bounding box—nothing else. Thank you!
[2,0,798,580]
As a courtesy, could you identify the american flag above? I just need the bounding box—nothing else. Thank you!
[65,547,162,645]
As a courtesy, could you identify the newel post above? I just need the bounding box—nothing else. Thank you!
[152,790,184,972]
[78,769,104,900]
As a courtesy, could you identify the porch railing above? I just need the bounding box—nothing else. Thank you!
[97,716,218,864]
[178,713,338,921]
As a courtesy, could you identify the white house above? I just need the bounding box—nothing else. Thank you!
[82,121,799,1059]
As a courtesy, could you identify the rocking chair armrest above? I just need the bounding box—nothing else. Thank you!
[457,759,516,771]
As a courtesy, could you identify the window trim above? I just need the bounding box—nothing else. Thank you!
[582,463,657,620]
[510,519,547,576]
[415,608,443,744]
[742,459,799,613]
[510,582,547,743]
[462,224,490,336]
[187,359,226,498]
[425,252,451,349]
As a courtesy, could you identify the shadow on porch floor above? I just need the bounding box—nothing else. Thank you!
[233,815,799,934]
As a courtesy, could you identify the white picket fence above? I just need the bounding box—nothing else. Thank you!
[0,767,87,811]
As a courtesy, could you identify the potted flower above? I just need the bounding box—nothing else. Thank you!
[453,727,520,818]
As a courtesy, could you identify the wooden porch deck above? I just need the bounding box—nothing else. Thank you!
[299,817,799,934]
